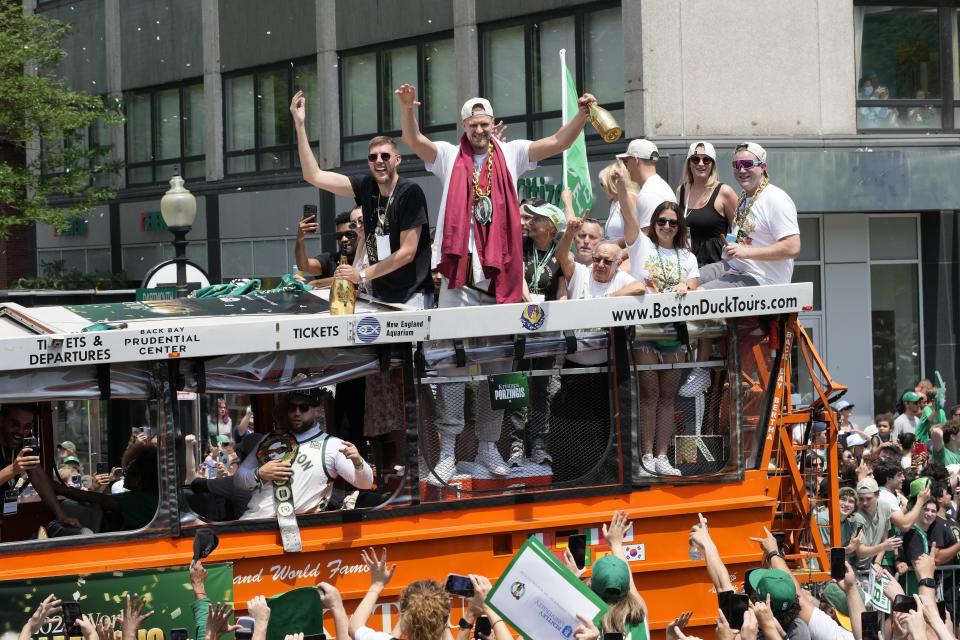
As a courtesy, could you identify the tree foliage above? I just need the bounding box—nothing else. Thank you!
[0,3,122,238]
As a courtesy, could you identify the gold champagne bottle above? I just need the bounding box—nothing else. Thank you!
[588,103,623,142]
[329,256,357,315]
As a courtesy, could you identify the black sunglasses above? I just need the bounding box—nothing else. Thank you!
[656,218,679,228]
[592,256,616,265]
[287,403,312,413]
[336,230,358,240]
[367,152,393,162]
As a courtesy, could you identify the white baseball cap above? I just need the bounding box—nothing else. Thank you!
[739,142,767,164]
[461,97,494,122]
[616,139,660,161]
[686,141,717,161]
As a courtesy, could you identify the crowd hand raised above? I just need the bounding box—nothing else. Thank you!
[572,613,600,640]
[360,547,396,590]
[715,609,736,640]
[205,603,241,640]
[602,510,631,549]
[94,616,114,640]
[13,447,40,474]
[247,595,271,627]
[467,575,493,616]
[562,547,586,578]
[903,607,927,640]
[666,611,693,640]
[75,615,101,640]
[120,594,155,640]
[317,582,345,610]
[89,472,112,491]
[748,526,780,555]
[749,594,780,634]
[257,460,292,483]
[740,609,759,640]
[22,594,62,636]
[689,513,711,550]
[492,120,508,142]
[395,84,421,109]
[576,93,597,116]
[289,90,307,127]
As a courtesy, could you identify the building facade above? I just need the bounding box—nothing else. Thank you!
[25,0,960,423]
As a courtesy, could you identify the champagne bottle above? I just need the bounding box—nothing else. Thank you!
[329,255,357,315]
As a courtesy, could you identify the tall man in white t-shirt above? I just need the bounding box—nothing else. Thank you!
[395,83,596,483]
[618,139,677,235]
[894,391,924,437]
[680,142,801,396]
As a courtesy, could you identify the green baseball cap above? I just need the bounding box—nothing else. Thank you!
[902,391,923,403]
[60,456,81,466]
[522,200,567,234]
[590,555,631,603]
[909,476,931,498]
[821,583,851,631]
[216,435,231,445]
[747,568,797,612]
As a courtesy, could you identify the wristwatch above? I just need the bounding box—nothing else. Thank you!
[359,269,368,286]
[919,577,937,589]
[458,618,473,630]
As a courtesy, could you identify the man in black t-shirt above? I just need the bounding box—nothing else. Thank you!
[290,90,432,307]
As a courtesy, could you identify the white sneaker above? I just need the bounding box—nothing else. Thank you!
[655,454,682,476]
[637,453,657,477]
[476,441,510,476]
[530,438,552,465]
[679,367,711,397]
[430,438,457,484]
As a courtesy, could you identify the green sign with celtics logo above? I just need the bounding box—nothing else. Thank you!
[488,372,530,410]
[0,563,233,637]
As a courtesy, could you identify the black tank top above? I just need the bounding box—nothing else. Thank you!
[681,184,728,266]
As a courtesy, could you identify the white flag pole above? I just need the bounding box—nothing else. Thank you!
[560,48,569,190]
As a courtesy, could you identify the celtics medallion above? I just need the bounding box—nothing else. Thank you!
[257,431,301,553]
[473,195,493,225]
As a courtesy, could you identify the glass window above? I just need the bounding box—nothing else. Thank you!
[481,7,624,139]
[124,82,205,185]
[340,37,456,161]
[224,60,317,175]
[855,5,956,131]
[870,263,921,413]
[797,218,821,261]
[792,265,822,311]
[869,216,918,260]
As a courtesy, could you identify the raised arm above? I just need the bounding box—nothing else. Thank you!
[318,583,351,640]
[615,161,640,247]
[295,216,324,275]
[557,190,579,281]
[349,547,396,636]
[396,84,438,166]
[891,485,930,530]
[689,514,735,593]
[528,93,596,163]
[289,91,354,197]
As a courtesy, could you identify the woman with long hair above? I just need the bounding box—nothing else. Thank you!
[676,141,739,267]
[617,162,700,476]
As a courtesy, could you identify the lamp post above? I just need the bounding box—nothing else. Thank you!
[159,171,197,298]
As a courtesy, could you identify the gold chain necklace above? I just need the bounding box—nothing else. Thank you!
[473,143,494,198]
[732,176,769,241]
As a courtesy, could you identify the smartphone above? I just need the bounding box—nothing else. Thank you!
[773,531,786,550]
[96,462,109,475]
[892,593,917,613]
[62,601,82,631]
[475,616,492,640]
[861,611,880,640]
[444,573,475,598]
[22,435,39,453]
[718,590,750,630]
[830,547,846,581]
[302,204,318,223]
[235,616,255,640]
[568,534,587,570]
[854,524,864,538]
[170,629,189,640]
[937,601,947,622]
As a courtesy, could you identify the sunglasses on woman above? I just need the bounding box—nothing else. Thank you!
[656,218,679,228]
[689,155,713,166]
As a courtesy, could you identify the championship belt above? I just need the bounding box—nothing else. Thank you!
[257,431,301,553]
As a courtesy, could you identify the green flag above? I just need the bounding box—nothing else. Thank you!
[267,587,325,640]
[562,51,594,218]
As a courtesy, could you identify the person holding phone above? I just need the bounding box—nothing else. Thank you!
[295,208,362,288]
[0,403,41,489]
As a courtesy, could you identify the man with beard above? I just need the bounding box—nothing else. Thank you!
[236,390,373,519]
[290,91,433,308]
[394,84,597,482]
[0,404,41,489]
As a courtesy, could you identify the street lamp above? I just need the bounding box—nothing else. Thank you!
[159,171,197,298]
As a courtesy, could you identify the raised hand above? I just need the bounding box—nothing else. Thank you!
[492,120,508,142]
[572,612,600,640]
[359,547,396,589]
[289,90,307,127]
[576,93,597,116]
[747,526,779,555]
[247,595,271,628]
[666,611,693,640]
[395,84,421,109]
[562,547,586,578]
[22,594,62,637]
[602,510,631,550]
[205,602,241,640]
[120,594,155,640]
